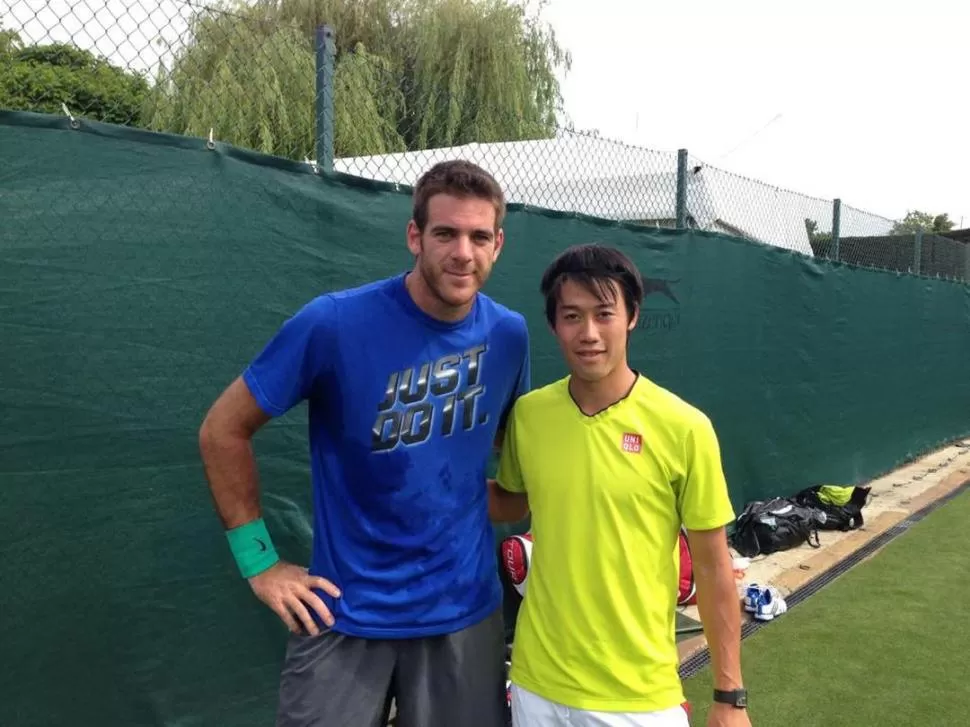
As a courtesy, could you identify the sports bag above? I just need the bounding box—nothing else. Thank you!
[677,526,697,606]
[793,485,870,531]
[500,532,533,596]
[500,529,698,606]
[730,497,821,558]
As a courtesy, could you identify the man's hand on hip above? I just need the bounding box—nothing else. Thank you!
[248,561,341,636]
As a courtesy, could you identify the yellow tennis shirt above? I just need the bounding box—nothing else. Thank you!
[496,373,735,712]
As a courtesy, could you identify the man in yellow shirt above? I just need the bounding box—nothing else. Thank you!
[490,244,751,727]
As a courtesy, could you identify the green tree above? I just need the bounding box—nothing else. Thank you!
[0,36,149,126]
[0,21,22,55]
[890,210,955,236]
[143,0,571,161]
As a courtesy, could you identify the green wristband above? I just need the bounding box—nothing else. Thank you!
[226,518,280,578]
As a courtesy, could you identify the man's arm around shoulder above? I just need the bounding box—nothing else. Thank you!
[488,409,529,524]
[199,377,340,635]
[488,477,529,523]
[489,319,531,524]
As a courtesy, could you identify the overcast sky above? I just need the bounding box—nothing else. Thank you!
[6,0,969,226]
[542,0,970,226]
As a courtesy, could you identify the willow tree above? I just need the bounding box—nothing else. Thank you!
[142,0,570,161]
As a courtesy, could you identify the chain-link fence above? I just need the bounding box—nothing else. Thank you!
[811,204,970,281]
[335,129,681,229]
[3,0,968,281]
[2,0,322,160]
[683,156,838,257]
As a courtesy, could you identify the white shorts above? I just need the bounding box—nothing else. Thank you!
[510,684,691,727]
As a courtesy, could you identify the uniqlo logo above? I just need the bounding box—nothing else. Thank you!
[621,433,643,454]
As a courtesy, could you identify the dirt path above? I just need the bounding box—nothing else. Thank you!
[676,437,970,664]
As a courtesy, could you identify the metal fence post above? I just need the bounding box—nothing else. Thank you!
[831,198,841,261]
[675,149,688,229]
[914,228,923,275]
[315,25,336,173]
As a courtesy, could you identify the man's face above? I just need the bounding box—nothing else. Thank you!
[551,278,637,383]
[406,193,504,311]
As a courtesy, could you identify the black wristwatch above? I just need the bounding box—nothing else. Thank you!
[713,688,748,708]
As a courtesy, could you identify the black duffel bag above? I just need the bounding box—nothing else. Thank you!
[730,497,822,558]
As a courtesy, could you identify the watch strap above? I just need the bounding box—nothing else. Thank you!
[713,688,748,708]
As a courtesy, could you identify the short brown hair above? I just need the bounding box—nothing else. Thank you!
[412,160,506,231]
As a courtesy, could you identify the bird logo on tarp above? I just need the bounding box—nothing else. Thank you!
[644,276,679,305]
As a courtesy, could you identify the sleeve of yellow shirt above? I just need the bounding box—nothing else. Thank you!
[677,412,736,531]
[496,406,526,493]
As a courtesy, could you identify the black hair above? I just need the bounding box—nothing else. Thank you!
[539,243,644,327]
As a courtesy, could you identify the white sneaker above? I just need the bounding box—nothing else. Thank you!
[743,583,762,613]
[754,587,788,621]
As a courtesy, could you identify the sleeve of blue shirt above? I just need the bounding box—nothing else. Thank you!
[242,295,336,417]
[499,315,531,433]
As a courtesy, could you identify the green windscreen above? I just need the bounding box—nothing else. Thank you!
[2,110,968,726]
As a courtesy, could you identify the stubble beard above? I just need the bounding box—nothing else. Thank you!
[418,251,484,312]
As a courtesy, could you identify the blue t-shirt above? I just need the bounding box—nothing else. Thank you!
[242,273,531,638]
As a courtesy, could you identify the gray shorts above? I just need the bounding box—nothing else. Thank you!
[276,606,509,727]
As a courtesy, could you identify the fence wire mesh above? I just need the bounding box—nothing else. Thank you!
[336,129,681,225]
[3,0,323,161]
[816,232,970,281]
[685,155,838,257]
[920,234,970,281]
[829,203,909,273]
[2,0,967,283]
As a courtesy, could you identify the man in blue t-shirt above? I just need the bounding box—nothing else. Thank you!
[199,160,530,727]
